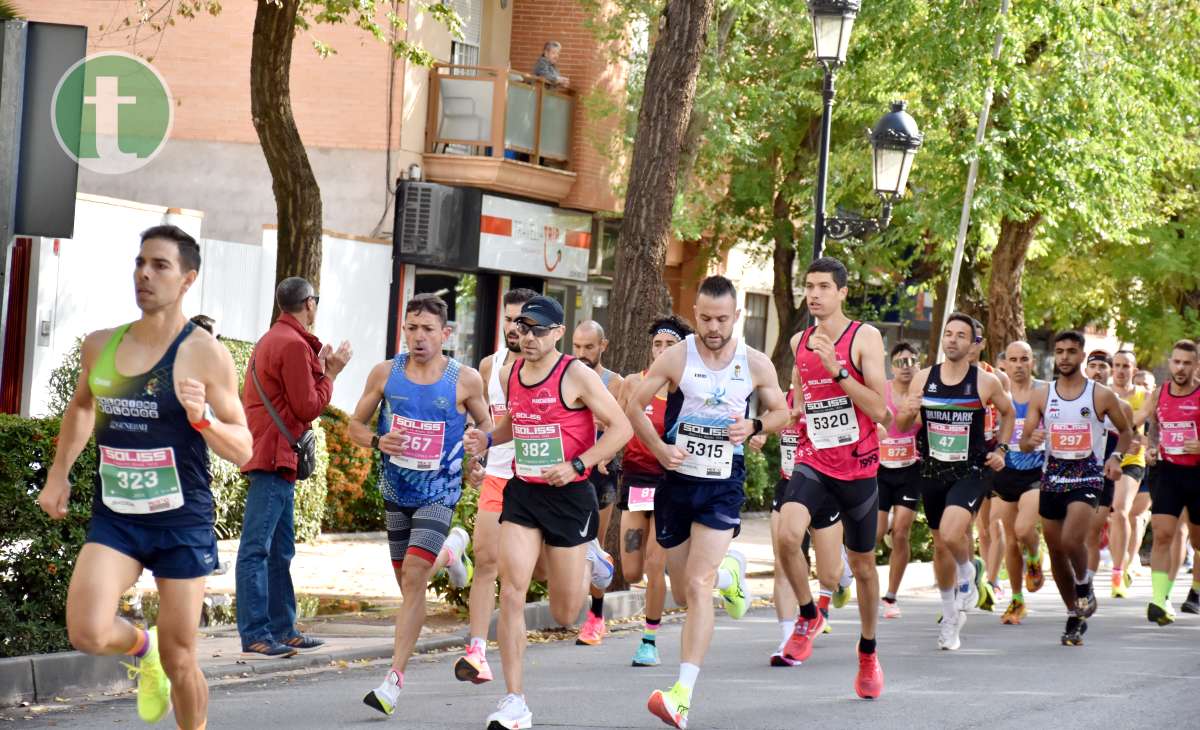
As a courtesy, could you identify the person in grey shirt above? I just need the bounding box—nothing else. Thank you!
[533,41,570,88]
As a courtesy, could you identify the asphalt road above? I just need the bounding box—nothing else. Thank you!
[11,582,1200,729]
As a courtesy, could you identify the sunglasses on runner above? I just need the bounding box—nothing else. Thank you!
[515,321,560,337]
[892,356,917,368]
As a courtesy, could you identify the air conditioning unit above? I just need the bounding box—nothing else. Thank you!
[393,181,480,269]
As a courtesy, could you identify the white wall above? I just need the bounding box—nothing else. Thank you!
[725,243,781,353]
[197,238,265,343]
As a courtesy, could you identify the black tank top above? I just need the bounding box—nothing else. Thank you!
[90,322,213,528]
[918,364,988,481]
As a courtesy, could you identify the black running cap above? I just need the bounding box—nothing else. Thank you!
[518,296,564,327]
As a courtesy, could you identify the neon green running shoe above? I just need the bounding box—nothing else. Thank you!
[718,550,749,619]
[832,583,852,609]
[123,627,171,724]
[647,682,690,729]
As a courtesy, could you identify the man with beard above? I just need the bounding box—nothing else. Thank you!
[627,275,789,728]
[1145,339,1200,623]
[463,295,630,729]
[896,313,1014,651]
[993,341,1048,624]
[571,320,623,646]
[454,288,537,684]
[1020,331,1132,645]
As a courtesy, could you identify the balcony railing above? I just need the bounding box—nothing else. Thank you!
[425,64,574,168]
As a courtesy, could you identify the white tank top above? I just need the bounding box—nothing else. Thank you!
[1044,378,1106,464]
[484,349,515,479]
[666,335,754,480]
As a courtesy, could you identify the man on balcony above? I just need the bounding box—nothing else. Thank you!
[533,41,570,89]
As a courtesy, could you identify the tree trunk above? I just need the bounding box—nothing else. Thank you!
[986,214,1043,358]
[251,0,323,321]
[608,0,715,376]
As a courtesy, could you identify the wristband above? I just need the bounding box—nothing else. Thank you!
[190,419,211,432]
[371,434,380,450]
[486,432,494,449]
[752,418,764,436]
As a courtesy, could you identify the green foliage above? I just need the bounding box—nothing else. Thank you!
[0,1,22,21]
[46,337,84,418]
[875,507,934,566]
[742,439,773,512]
[320,406,383,532]
[0,416,97,657]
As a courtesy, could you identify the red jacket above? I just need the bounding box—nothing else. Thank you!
[241,313,332,482]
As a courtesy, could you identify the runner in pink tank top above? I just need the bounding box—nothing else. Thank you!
[876,342,923,619]
[772,257,891,700]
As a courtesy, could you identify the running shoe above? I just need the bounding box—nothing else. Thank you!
[1124,569,1134,588]
[938,610,964,651]
[881,600,901,619]
[991,581,1006,603]
[647,682,690,729]
[1181,590,1200,615]
[1081,587,1098,618]
[718,549,750,619]
[1000,600,1027,625]
[972,557,988,609]
[832,582,852,609]
[487,693,532,730]
[362,668,402,716]
[821,605,832,634]
[632,641,660,667]
[586,539,615,590]
[1148,601,1175,626]
[445,526,473,589]
[770,644,800,667]
[1025,554,1046,593]
[454,643,493,684]
[855,649,884,699]
[1061,616,1087,646]
[123,628,171,724]
[783,610,826,663]
[978,581,996,612]
[1112,580,1129,599]
[576,611,606,646]
[956,577,979,613]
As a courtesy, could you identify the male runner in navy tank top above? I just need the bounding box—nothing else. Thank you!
[1020,330,1131,645]
[463,295,631,730]
[38,226,253,730]
[776,256,891,699]
[348,294,491,716]
[896,313,1014,652]
[626,275,789,729]
[571,319,623,646]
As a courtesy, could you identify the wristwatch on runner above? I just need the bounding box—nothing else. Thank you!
[1109,451,1124,462]
[370,434,380,450]
[752,418,764,435]
[833,367,850,383]
[571,457,587,476]
[996,443,1010,454]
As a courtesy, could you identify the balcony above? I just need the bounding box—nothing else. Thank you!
[422,64,577,204]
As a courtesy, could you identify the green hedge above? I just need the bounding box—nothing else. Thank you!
[0,416,97,657]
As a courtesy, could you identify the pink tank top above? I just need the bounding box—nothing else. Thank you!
[794,322,879,480]
[507,355,597,484]
[880,380,920,469]
[1157,385,1200,467]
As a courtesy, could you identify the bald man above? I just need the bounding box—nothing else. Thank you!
[992,341,1048,624]
[571,320,624,646]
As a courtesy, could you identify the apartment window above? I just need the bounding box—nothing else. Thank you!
[743,293,769,352]
[450,0,482,70]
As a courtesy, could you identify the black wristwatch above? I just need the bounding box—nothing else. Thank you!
[571,457,587,476]
[370,434,380,450]
[833,367,850,383]
[752,418,764,435]
[996,443,1010,454]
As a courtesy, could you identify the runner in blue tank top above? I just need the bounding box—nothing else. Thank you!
[37,226,252,730]
[347,294,491,717]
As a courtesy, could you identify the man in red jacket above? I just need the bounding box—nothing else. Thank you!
[236,277,352,658]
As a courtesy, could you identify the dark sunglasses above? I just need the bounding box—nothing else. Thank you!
[515,320,558,337]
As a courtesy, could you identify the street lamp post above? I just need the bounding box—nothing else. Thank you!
[807,0,923,264]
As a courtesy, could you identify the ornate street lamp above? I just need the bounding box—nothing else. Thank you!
[807,1,921,257]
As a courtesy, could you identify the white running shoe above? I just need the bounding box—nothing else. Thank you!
[955,574,979,613]
[445,526,472,589]
[362,669,402,716]
[938,610,965,651]
[586,539,614,590]
[486,693,533,729]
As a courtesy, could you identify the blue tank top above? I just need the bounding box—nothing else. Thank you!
[376,353,466,508]
[1006,384,1046,471]
[90,322,213,528]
